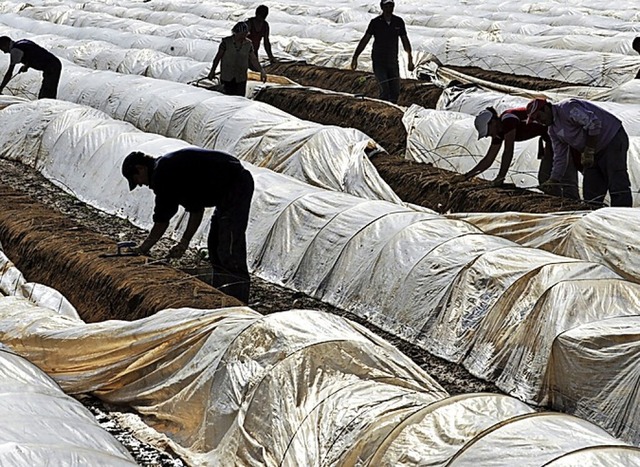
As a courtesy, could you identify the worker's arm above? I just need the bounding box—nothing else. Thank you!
[0,63,16,92]
[263,22,276,62]
[138,221,169,254]
[207,43,225,80]
[400,34,414,72]
[493,129,516,184]
[351,33,372,70]
[462,142,502,180]
[249,50,267,82]
[168,209,204,258]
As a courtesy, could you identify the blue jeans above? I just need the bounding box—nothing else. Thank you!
[372,61,401,103]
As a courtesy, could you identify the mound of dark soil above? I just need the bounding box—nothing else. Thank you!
[256,86,408,155]
[0,185,241,322]
[371,155,592,213]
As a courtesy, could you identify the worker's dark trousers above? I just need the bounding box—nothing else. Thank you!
[208,170,254,303]
[583,127,632,207]
[372,61,401,104]
[221,78,247,97]
[39,58,61,99]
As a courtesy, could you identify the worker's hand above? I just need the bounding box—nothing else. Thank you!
[18,65,28,74]
[269,56,278,64]
[0,86,4,95]
[350,58,358,71]
[408,59,415,72]
[539,178,560,196]
[260,69,267,83]
[581,146,596,169]
[168,242,188,259]
[133,244,149,256]
[490,176,506,187]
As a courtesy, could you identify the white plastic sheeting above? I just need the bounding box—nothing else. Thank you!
[1,98,640,445]
[403,104,640,207]
[2,0,640,85]
[450,208,640,284]
[0,64,402,205]
[0,347,138,466]
[0,252,137,466]
[548,316,640,446]
[2,235,640,465]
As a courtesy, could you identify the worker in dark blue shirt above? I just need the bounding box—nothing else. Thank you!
[350,0,414,104]
[121,148,255,303]
[0,36,62,99]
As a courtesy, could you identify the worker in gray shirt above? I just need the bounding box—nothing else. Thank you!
[526,98,632,207]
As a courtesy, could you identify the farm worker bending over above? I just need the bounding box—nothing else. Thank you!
[459,106,579,200]
[351,0,415,104]
[526,98,632,207]
[122,148,255,303]
[247,5,276,64]
[0,36,62,99]
[207,21,266,97]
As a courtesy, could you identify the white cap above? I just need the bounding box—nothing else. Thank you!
[474,109,493,139]
[381,0,395,4]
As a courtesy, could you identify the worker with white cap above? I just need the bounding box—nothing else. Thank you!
[457,106,579,199]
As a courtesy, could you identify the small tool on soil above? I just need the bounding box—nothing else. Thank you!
[99,241,139,258]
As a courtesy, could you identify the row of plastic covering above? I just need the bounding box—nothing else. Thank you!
[5,17,640,292]
[2,228,640,465]
[0,348,137,466]
[3,0,640,86]
[0,251,136,465]
[0,97,639,446]
[0,43,403,208]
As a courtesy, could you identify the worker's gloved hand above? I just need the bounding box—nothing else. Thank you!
[168,242,188,259]
[18,65,28,74]
[350,58,358,71]
[539,178,561,196]
[260,69,267,83]
[581,147,596,169]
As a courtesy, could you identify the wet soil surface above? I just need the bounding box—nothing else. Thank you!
[0,157,500,465]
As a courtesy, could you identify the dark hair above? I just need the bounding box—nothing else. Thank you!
[0,36,12,49]
[232,21,249,34]
[256,5,269,18]
[121,151,155,178]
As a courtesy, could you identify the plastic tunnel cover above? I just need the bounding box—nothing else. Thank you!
[369,393,535,467]
[446,412,626,467]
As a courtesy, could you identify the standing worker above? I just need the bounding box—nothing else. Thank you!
[121,147,255,303]
[0,36,62,99]
[207,21,267,97]
[247,5,276,64]
[350,0,415,104]
[526,98,632,207]
[459,106,579,199]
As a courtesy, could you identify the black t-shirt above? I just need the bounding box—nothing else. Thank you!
[12,39,59,71]
[150,148,245,223]
[365,15,407,65]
